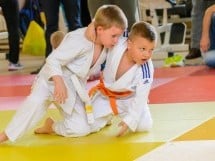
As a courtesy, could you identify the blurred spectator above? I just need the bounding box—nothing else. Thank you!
[200,4,215,68]
[31,0,82,74]
[0,0,23,71]
[81,0,91,27]
[19,0,44,37]
[185,0,214,60]
[41,0,82,58]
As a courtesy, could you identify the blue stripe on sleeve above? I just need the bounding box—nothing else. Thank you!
[141,62,150,79]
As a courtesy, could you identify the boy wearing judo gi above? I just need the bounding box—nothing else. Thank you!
[34,21,157,137]
[89,21,157,136]
[0,4,127,143]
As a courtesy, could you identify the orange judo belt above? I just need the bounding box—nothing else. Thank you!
[89,75,133,115]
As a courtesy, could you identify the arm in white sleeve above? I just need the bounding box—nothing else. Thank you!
[44,31,91,79]
[123,80,152,131]
[123,61,154,131]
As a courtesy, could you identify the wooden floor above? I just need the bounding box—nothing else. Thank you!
[1,53,215,161]
[0,52,45,75]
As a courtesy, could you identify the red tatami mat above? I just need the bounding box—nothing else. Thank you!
[1,66,215,102]
[0,75,34,97]
[150,66,215,104]
[153,66,207,78]
[0,75,35,86]
[0,85,31,97]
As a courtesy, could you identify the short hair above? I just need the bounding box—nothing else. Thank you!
[50,31,65,49]
[128,21,157,43]
[94,5,128,30]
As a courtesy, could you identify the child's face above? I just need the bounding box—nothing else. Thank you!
[96,26,124,48]
[127,36,155,65]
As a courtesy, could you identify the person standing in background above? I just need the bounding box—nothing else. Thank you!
[41,0,82,58]
[0,0,23,71]
[31,0,82,74]
[81,0,91,27]
[185,0,214,60]
[87,0,138,31]
[200,4,215,68]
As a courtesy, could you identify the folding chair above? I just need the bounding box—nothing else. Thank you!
[137,0,189,57]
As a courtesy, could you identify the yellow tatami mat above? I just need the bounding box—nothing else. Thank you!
[1,102,215,161]
[139,102,215,142]
[0,109,162,161]
[175,117,215,141]
[135,102,215,161]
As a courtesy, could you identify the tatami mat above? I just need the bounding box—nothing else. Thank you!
[175,117,215,141]
[0,110,162,161]
[0,64,215,161]
[135,140,215,161]
[150,75,215,103]
[150,66,215,103]
[1,101,215,161]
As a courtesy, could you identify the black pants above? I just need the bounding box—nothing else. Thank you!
[40,0,82,58]
[0,0,20,64]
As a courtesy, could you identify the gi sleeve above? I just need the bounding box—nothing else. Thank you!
[123,61,154,131]
[44,31,91,79]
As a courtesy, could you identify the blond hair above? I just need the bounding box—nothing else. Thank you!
[94,5,128,30]
[50,31,65,49]
[128,21,157,43]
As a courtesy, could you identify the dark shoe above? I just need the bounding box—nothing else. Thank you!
[185,48,201,59]
[30,68,41,74]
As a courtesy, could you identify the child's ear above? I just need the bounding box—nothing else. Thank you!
[96,26,104,33]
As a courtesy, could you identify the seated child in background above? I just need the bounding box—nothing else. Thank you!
[30,31,65,74]
[89,21,157,136]
[200,4,215,68]
[50,31,65,50]
[0,4,127,143]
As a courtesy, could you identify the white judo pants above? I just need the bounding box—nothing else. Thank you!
[90,95,153,133]
[53,97,91,137]
[5,77,90,142]
[90,110,153,133]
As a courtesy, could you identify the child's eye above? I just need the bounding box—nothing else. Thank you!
[139,48,146,52]
[112,35,118,38]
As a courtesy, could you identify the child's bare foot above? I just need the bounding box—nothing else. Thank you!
[34,117,54,134]
[0,132,8,143]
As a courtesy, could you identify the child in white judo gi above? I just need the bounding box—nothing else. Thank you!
[33,21,157,137]
[89,21,157,136]
[0,4,127,143]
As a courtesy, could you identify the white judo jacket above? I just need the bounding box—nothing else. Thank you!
[38,27,107,114]
[91,37,154,132]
